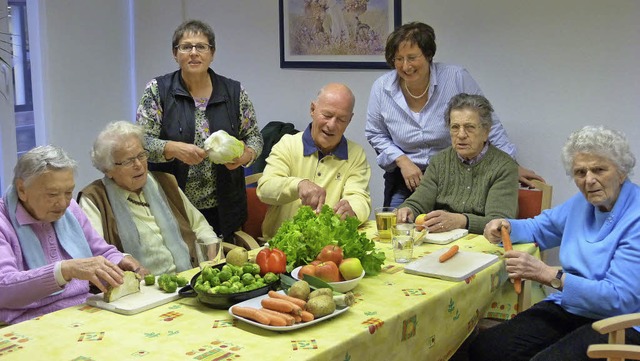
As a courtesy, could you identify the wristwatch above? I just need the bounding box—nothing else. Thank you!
[550,269,564,290]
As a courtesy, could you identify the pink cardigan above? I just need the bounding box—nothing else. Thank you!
[0,199,124,324]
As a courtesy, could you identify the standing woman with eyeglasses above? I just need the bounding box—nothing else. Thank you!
[136,20,263,243]
[365,21,542,208]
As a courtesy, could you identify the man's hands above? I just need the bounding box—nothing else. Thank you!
[333,199,356,220]
[297,179,355,219]
[60,256,124,294]
[298,179,326,213]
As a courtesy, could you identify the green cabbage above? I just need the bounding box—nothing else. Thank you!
[203,130,245,164]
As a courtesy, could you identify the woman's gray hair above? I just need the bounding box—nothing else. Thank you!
[444,93,494,129]
[91,121,145,173]
[561,125,636,176]
[13,145,77,187]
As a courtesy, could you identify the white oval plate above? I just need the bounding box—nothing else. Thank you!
[228,290,348,331]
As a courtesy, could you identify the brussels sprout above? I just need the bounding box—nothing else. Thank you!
[263,272,278,284]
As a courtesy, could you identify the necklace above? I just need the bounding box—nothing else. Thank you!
[127,197,150,207]
[404,79,429,99]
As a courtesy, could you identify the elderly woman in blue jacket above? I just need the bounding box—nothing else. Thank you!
[470,125,640,361]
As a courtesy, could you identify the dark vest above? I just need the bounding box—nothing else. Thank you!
[151,69,247,238]
[77,171,199,268]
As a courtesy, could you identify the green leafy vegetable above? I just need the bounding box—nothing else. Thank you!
[203,130,244,164]
[268,205,385,276]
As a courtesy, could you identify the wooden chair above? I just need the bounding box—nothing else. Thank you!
[517,179,553,219]
[516,179,553,312]
[223,173,267,254]
[587,313,640,361]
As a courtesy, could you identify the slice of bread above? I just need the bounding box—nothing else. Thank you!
[103,271,141,302]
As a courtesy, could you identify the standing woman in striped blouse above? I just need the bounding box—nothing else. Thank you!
[365,22,543,208]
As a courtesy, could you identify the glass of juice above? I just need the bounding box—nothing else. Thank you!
[374,207,397,242]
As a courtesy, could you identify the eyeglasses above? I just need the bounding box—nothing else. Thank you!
[394,54,424,66]
[174,43,213,53]
[449,124,480,135]
[114,151,148,167]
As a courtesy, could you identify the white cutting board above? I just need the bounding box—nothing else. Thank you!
[86,281,180,315]
[404,248,499,282]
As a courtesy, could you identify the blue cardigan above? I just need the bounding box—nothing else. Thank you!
[510,179,640,321]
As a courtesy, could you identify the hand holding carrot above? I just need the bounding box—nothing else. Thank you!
[500,227,522,294]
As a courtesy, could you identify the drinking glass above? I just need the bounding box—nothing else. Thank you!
[375,207,397,242]
[196,237,221,269]
[392,223,415,263]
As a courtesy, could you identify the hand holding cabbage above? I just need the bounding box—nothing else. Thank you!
[203,130,245,164]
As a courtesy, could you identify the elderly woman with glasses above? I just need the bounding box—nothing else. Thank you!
[78,121,220,275]
[136,19,263,243]
[365,21,542,208]
[470,126,640,361]
[0,145,143,324]
[396,93,519,234]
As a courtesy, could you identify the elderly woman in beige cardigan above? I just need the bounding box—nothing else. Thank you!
[78,121,220,275]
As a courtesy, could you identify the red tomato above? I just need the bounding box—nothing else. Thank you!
[255,248,287,276]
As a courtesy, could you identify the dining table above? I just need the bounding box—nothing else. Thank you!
[0,220,545,361]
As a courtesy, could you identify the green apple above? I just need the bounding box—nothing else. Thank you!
[339,258,364,280]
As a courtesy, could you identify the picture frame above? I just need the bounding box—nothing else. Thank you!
[279,0,402,69]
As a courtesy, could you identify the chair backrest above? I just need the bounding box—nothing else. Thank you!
[517,180,553,219]
[242,173,268,241]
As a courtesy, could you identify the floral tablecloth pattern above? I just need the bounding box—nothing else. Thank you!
[0,221,543,361]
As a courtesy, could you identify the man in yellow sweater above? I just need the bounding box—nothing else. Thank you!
[257,83,372,239]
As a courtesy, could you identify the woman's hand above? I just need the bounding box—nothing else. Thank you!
[504,251,552,283]
[423,210,466,233]
[395,155,422,192]
[518,166,546,187]
[396,207,414,223]
[484,219,510,243]
[225,145,255,170]
[164,141,207,165]
[118,255,149,277]
[60,256,124,294]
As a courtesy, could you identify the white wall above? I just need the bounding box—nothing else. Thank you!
[28,0,134,191]
[19,0,640,209]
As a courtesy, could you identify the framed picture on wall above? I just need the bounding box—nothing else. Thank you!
[279,0,402,69]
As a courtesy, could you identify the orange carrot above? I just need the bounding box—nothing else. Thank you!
[501,227,522,294]
[438,245,459,263]
[259,310,288,327]
[260,308,295,326]
[300,310,315,322]
[231,306,270,325]
[261,298,302,315]
[269,290,307,308]
[291,313,302,323]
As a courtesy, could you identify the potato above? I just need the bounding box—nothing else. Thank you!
[288,280,311,301]
[309,288,333,299]
[305,295,336,318]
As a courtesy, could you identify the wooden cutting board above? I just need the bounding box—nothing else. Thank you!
[404,248,499,282]
[86,281,180,315]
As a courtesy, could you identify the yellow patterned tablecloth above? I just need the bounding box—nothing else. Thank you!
[0,221,544,361]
